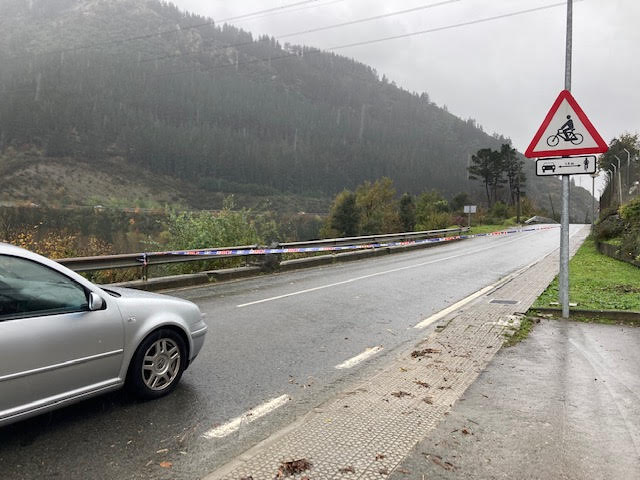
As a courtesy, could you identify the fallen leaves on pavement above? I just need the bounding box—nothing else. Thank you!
[411,348,441,358]
[276,458,312,477]
[391,391,412,398]
[338,466,356,474]
[423,453,456,471]
[158,461,172,469]
[414,381,430,388]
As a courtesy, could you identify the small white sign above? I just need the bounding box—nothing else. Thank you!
[464,205,477,213]
[536,155,597,176]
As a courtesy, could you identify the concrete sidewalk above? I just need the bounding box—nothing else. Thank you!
[388,319,640,480]
[205,226,591,480]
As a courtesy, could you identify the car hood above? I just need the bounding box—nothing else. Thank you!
[102,286,202,325]
[103,286,188,302]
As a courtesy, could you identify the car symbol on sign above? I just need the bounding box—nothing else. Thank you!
[541,163,556,173]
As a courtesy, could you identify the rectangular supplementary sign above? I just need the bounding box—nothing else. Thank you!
[463,205,477,213]
[536,155,597,176]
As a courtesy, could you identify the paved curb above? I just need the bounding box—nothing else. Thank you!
[203,227,591,480]
[531,306,640,323]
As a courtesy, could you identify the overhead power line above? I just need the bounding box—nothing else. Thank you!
[326,1,581,51]
[159,1,576,78]
[232,0,347,24]
[277,0,460,39]
[138,0,461,67]
[218,0,323,23]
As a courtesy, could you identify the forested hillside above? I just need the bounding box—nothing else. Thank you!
[0,0,593,219]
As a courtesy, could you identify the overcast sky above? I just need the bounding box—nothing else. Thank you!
[170,0,638,191]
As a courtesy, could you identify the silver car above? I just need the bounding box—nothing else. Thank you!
[0,243,208,426]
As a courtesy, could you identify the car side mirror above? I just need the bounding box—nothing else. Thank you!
[88,292,105,311]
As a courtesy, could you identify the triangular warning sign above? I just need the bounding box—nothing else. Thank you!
[525,90,608,158]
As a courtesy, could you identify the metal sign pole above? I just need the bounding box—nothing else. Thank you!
[591,173,596,227]
[559,0,572,319]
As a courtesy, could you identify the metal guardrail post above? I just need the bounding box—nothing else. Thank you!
[140,253,149,281]
[260,242,281,272]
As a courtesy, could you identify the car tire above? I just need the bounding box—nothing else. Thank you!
[127,329,187,400]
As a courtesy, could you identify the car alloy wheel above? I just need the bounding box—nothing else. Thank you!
[142,338,181,391]
[128,329,187,399]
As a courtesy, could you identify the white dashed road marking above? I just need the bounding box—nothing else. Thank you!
[202,395,290,439]
[335,345,384,370]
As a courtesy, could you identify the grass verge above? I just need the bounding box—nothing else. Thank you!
[533,236,640,311]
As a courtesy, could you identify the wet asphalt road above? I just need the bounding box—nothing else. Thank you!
[0,226,577,480]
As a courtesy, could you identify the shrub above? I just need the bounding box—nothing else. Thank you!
[489,201,509,220]
[416,211,451,231]
[162,197,264,274]
[594,211,624,242]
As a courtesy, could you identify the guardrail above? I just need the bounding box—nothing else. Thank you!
[58,227,468,280]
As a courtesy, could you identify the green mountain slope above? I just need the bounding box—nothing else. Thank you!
[0,0,593,220]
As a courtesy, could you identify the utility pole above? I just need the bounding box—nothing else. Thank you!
[609,166,617,205]
[559,0,572,319]
[624,148,631,186]
[614,155,623,204]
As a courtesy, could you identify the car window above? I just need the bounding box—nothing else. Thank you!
[0,254,88,321]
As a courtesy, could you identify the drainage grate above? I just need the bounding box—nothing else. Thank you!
[489,299,519,305]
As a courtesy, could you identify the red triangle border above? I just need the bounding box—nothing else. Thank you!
[525,90,608,158]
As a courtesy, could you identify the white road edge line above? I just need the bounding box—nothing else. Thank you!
[237,232,539,308]
[335,345,384,370]
[412,237,576,331]
[413,285,496,329]
[202,394,290,439]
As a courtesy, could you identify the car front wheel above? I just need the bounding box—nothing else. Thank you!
[127,329,187,399]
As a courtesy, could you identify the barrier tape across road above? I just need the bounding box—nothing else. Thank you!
[166,225,560,258]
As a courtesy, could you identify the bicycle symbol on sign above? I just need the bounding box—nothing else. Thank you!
[546,114,584,147]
